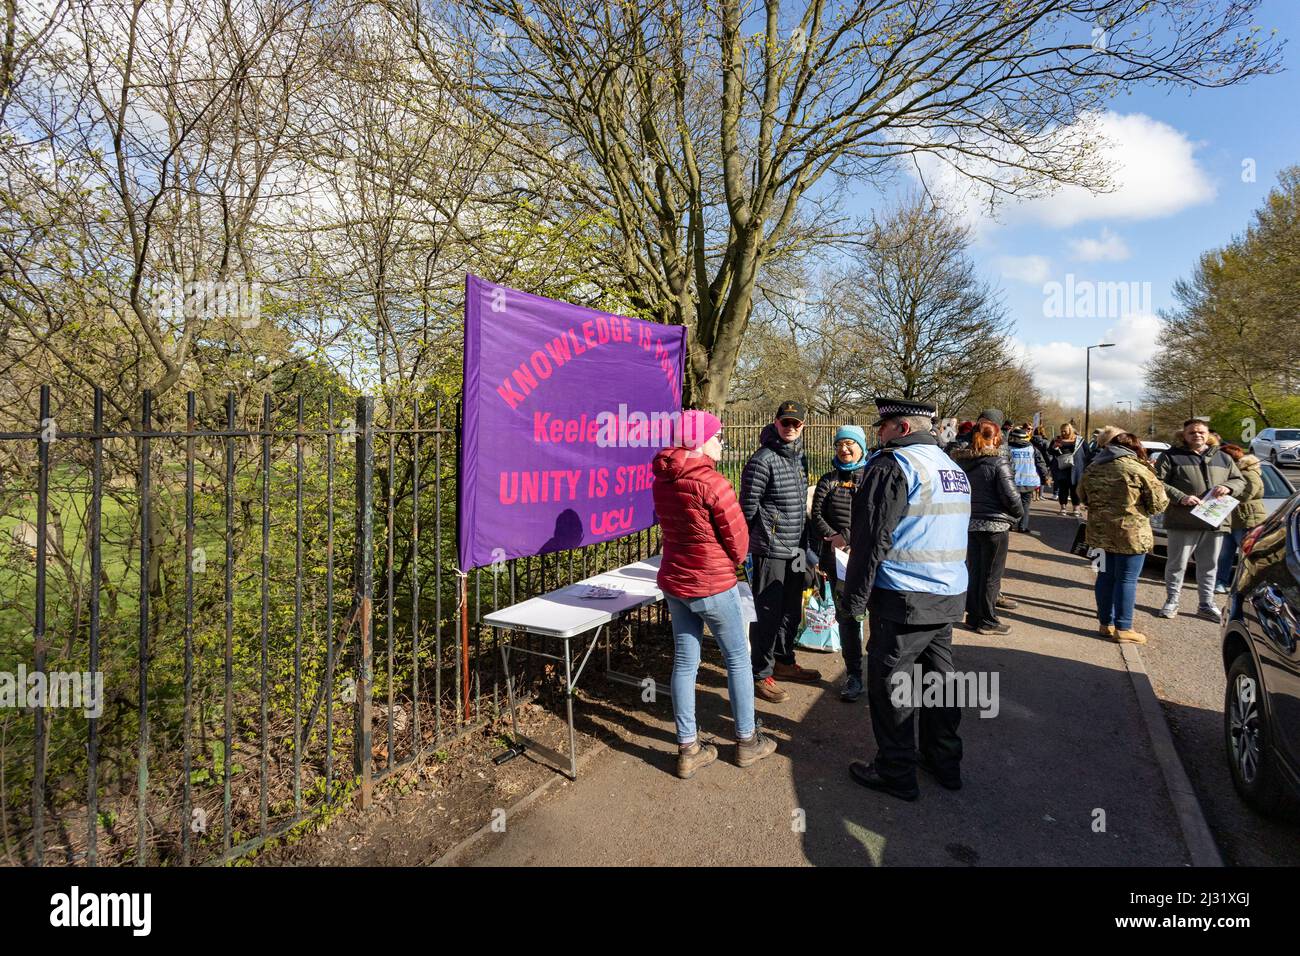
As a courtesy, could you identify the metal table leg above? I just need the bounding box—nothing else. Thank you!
[603,620,672,700]
[491,625,602,779]
[563,634,577,780]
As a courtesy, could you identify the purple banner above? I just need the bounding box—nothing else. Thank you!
[458,275,686,570]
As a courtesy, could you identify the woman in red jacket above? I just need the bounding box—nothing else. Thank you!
[653,410,778,779]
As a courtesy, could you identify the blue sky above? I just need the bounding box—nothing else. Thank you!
[852,0,1299,410]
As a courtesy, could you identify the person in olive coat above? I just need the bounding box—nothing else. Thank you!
[1214,444,1267,593]
[1079,432,1168,645]
[950,422,1023,634]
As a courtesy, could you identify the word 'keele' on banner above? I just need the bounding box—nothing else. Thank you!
[458,275,686,570]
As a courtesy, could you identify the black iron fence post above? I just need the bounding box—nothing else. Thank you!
[136,388,152,866]
[32,384,50,866]
[88,387,103,866]
[4,384,692,865]
[354,396,374,808]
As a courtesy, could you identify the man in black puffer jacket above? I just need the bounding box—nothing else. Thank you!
[950,423,1023,634]
[741,400,822,702]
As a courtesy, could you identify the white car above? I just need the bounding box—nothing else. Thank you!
[1249,428,1300,468]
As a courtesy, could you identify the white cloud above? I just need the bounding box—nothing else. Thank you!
[1022,114,1215,228]
[910,111,1215,234]
[1018,313,1164,408]
[1068,227,1130,262]
[997,254,1052,284]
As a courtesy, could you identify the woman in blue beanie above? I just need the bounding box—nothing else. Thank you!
[810,424,870,701]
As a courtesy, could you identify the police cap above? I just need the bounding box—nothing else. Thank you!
[872,396,937,427]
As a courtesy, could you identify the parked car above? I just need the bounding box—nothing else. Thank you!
[1149,460,1296,559]
[1251,428,1300,468]
[1221,490,1300,816]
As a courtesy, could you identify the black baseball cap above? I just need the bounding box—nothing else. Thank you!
[775,400,807,423]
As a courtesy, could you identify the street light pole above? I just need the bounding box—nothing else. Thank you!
[1084,342,1115,438]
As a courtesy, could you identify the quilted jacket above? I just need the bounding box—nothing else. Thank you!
[652,447,749,598]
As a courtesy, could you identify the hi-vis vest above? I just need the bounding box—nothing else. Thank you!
[1010,445,1041,488]
[873,443,971,596]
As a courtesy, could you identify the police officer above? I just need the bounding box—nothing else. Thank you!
[842,397,971,801]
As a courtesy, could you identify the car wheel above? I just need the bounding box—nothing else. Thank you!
[1224,652,1294,817]
[1271,450,1279,465]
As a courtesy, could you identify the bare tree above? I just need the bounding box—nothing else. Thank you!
[839,195,1016,418]
[731,262,875,417]
[400,0,1279,411]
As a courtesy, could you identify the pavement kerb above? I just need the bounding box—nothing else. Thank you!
[430,618,1223,867]
[1119,641,1224,867]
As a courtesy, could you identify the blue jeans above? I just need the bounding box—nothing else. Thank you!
[1215,528,1247,590]
[1095,551,1146,631]
[665,585,756,744]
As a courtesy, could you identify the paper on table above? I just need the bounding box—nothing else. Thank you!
[574,584,625,600]
[1190,492,1239,527]
[834,547,849,579]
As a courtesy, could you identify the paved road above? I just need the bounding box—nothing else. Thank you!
[1095,509,1300,867]
[455,501,1196,867]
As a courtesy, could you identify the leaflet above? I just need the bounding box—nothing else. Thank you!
[574,584,625,600]
[1190,492,1239,527]
[835,548,850,579]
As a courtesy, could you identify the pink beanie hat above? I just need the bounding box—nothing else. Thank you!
[678,409,723,449]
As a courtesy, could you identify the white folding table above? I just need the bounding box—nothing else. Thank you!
[485,555,666,779]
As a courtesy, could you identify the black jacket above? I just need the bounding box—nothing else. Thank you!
[811,465,864,574]
[739,423,809,558]
[1047,438,1079,477]
[843,432,967,625]
[950,446,1024,524]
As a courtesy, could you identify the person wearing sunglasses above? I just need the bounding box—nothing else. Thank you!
[740,399,823,704]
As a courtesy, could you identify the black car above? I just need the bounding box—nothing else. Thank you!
[1222,490,1300,816]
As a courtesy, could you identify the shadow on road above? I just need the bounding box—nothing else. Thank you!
[784,641,1192,866]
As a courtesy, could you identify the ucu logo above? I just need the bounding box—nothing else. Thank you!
[590,507,634,535]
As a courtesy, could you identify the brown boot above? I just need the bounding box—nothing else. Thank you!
[1114,629,1148,645]
[1099,624,1116,639]
[754,676,789,703]
[676,741,718,779]
[736,731,777,768]
[772,661,821,683]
